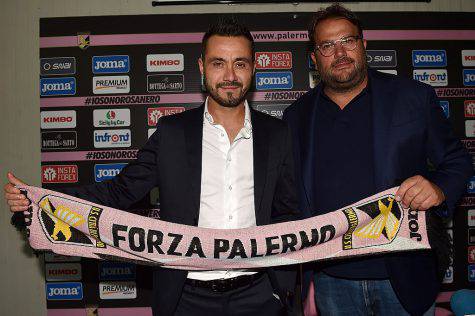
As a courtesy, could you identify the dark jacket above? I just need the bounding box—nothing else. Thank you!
[65,105,300,316]
[283,69,472,315]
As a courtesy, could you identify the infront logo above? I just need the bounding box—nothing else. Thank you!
[412,50,447,67]
[46,282,83,300]
[94,129,131,148]
[255,72,293,90]
[147,54,184,72]
[147,107,185,126]
[413,69,448,86]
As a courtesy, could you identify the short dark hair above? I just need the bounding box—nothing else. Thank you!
[308,3,363,48]
[201,17,255,60]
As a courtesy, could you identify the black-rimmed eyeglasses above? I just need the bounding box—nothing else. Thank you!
[315,35,362,57]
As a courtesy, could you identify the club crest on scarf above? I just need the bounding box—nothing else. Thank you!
[38,195,105,247]
[342,195,403,250]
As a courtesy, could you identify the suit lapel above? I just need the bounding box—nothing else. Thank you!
[301,86,322,212]
[251,109,269,225]
[184,105,204,223]
[370,70,398,190]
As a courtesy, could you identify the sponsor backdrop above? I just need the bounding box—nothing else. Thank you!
[40,12,474,314]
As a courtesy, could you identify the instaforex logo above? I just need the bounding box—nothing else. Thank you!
[46,282,83,300]
[92,55,129,74]
[413,69,448,86]
[412,50,447,67]
[94,163,127,182]
[94,129,131,148]
[40,77,76,96]
[255,72,293,90]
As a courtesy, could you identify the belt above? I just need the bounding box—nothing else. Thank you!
[185,272,265,292]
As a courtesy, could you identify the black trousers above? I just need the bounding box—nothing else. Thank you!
[174,273,285,316]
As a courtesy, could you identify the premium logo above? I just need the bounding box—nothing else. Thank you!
[412,50,447,67]
[465,100,475,118]
[255,52,292,69]
[41,131,77,150]
[45,263,82,281]
[469,209,475,227]
[40,57,76,76]
[413,69,448,87]
[93,109,130,127]
[40,77,76,96]
[99,262,136,281]
[462,50,475,67]
[44,252,81,262]
[464,69,475,86]
[366,50,397,68]
[99,281,137,299]
[466,121,475,138]
[93,75,130,94]
[147,54,184,72]
[439,101,450,118]
[147,107,185,126]
[469,246,475,263]
[41,110,76,129]
[94,129,131,148]
[443,266,453,284]
[255,72,293,90]
[254,104,289,119]
[46,282,83,300]
[92,55,129,74]
[94,163,127,182]
[147,74,184,93]
[377,69,398,75]
[309,71,321,89]
[42,165,78,183]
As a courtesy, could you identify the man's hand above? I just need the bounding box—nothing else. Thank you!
[4,172,29,212]
[395,175,445,211]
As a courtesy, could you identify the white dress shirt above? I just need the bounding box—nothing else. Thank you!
[187,98,257,281]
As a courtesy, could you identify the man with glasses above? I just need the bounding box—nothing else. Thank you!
[283,4,471,316]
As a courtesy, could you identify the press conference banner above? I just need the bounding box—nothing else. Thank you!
[40,11,474,313]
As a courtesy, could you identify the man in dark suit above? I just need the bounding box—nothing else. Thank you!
[5,18,299,316]
[283,4,471,316]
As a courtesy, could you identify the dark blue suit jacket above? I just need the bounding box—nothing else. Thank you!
[283,69,472,315]
[64,105,300,316]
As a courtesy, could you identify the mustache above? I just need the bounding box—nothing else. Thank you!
[331,57,354,67]
[216,81,243,88]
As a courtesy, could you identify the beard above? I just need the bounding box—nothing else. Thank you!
[204,75,249,108]
[318,53,367,93]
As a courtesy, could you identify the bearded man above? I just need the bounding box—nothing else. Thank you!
[283,4,471,316]
[5,18,300,316]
